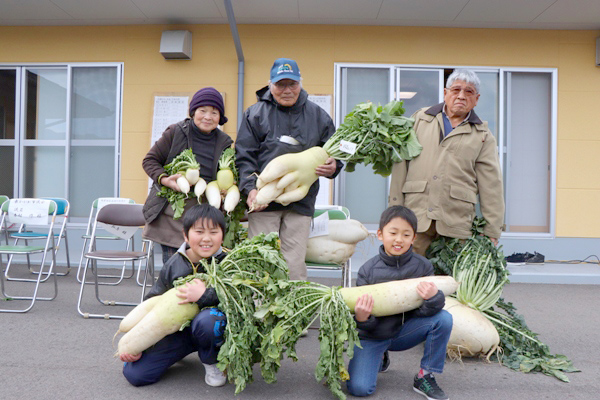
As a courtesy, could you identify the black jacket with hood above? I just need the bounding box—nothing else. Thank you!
[235,86,342,217]
[355,245,446,340]
[144,242,227,309]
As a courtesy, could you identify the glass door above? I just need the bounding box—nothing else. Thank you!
[503,71,554,235]
[336,66,393,226]
[21,67,69,199]
[396,68,444,116]
[0,68,18,197]
[335,66,445,226]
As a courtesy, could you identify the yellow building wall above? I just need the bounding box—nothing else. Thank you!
[1,24,599,237]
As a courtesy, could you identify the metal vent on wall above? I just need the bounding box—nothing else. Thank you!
[160,30,192,60]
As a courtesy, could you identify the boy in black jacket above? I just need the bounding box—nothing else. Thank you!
[346,206,452,400]
[121,204,228,388]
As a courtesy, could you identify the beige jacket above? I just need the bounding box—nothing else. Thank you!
[389,103,504,239]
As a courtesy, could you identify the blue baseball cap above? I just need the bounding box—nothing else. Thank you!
[270,58,301,83]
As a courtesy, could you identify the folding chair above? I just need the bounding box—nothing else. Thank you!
[76,203,154,319]
[4,197,70,282]
[76,197,137,286]
[306,205,353,288]
[0,198,59,313]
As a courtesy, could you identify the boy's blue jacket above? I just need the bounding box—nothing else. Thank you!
[143,242,226,309]
[355,245,445,340]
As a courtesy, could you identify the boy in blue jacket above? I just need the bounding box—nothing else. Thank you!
[346,205,453,400]
[120,204,228,388]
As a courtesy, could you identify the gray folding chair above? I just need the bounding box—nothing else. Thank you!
[76,197,137,286]
[76,203,154,319]
[4,197,71,282]
[0,198,59,313]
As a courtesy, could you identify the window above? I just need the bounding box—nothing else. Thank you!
[0,63,122,221]
[334,64,556,237]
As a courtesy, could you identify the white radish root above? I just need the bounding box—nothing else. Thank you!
[443,297,500,361]
[340,276,459,317]
[115,288,199,357]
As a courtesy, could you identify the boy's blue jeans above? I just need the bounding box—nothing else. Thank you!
[346,310,452,397]
[123,307,226,387]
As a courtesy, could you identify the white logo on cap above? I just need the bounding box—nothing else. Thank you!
[278,63,294,75]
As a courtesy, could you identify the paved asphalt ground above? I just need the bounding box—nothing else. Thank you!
[1,265,598,400]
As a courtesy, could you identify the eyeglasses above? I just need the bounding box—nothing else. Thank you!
[447,86,478,97]
[273,81,300,90]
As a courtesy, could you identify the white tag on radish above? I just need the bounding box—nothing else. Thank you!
[309,211,329,238]
[339,140,357,155]
[7,198,51,225]
[102,223,138,240]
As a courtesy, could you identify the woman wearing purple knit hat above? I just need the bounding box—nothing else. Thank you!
[142,87,233,264]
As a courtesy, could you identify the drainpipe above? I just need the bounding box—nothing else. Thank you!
[224,0,244,130]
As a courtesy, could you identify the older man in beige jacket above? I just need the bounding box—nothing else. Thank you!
[389,69,504,256]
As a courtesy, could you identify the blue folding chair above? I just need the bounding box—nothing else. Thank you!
[4,197,70,282]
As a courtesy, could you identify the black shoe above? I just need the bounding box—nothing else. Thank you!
[506,252,531,264]
[413,373,448,400]
[525,251,545,264]
[379,351,390,373]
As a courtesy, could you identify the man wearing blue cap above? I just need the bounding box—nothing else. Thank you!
[235,58,342,280]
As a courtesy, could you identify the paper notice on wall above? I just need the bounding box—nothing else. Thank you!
[308,94,332,117]
[148,95,190,189]
[151,95,190,146]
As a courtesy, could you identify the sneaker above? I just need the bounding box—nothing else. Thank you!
[413,373,448,400]
[525,251,545,264]
[379,351,390,373]
[505,252,530,264]
[203,363,226,387]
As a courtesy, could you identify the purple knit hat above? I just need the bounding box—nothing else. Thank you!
[188,87,228,125]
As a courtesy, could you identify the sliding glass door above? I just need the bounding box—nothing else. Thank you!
[0,63,122,220]
[335,63,556,237]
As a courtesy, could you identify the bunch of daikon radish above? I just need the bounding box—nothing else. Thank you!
[251,100,421,210]
[201,148,241,215]
[158,147,241,218]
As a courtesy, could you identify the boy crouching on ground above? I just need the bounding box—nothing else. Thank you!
[346,205,453,400]
[120,204,228,388]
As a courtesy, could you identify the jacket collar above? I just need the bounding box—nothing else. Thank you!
[425,102,483,125]
[176,242,224,264]
[378,244,415,267]
[256,85,308,112]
